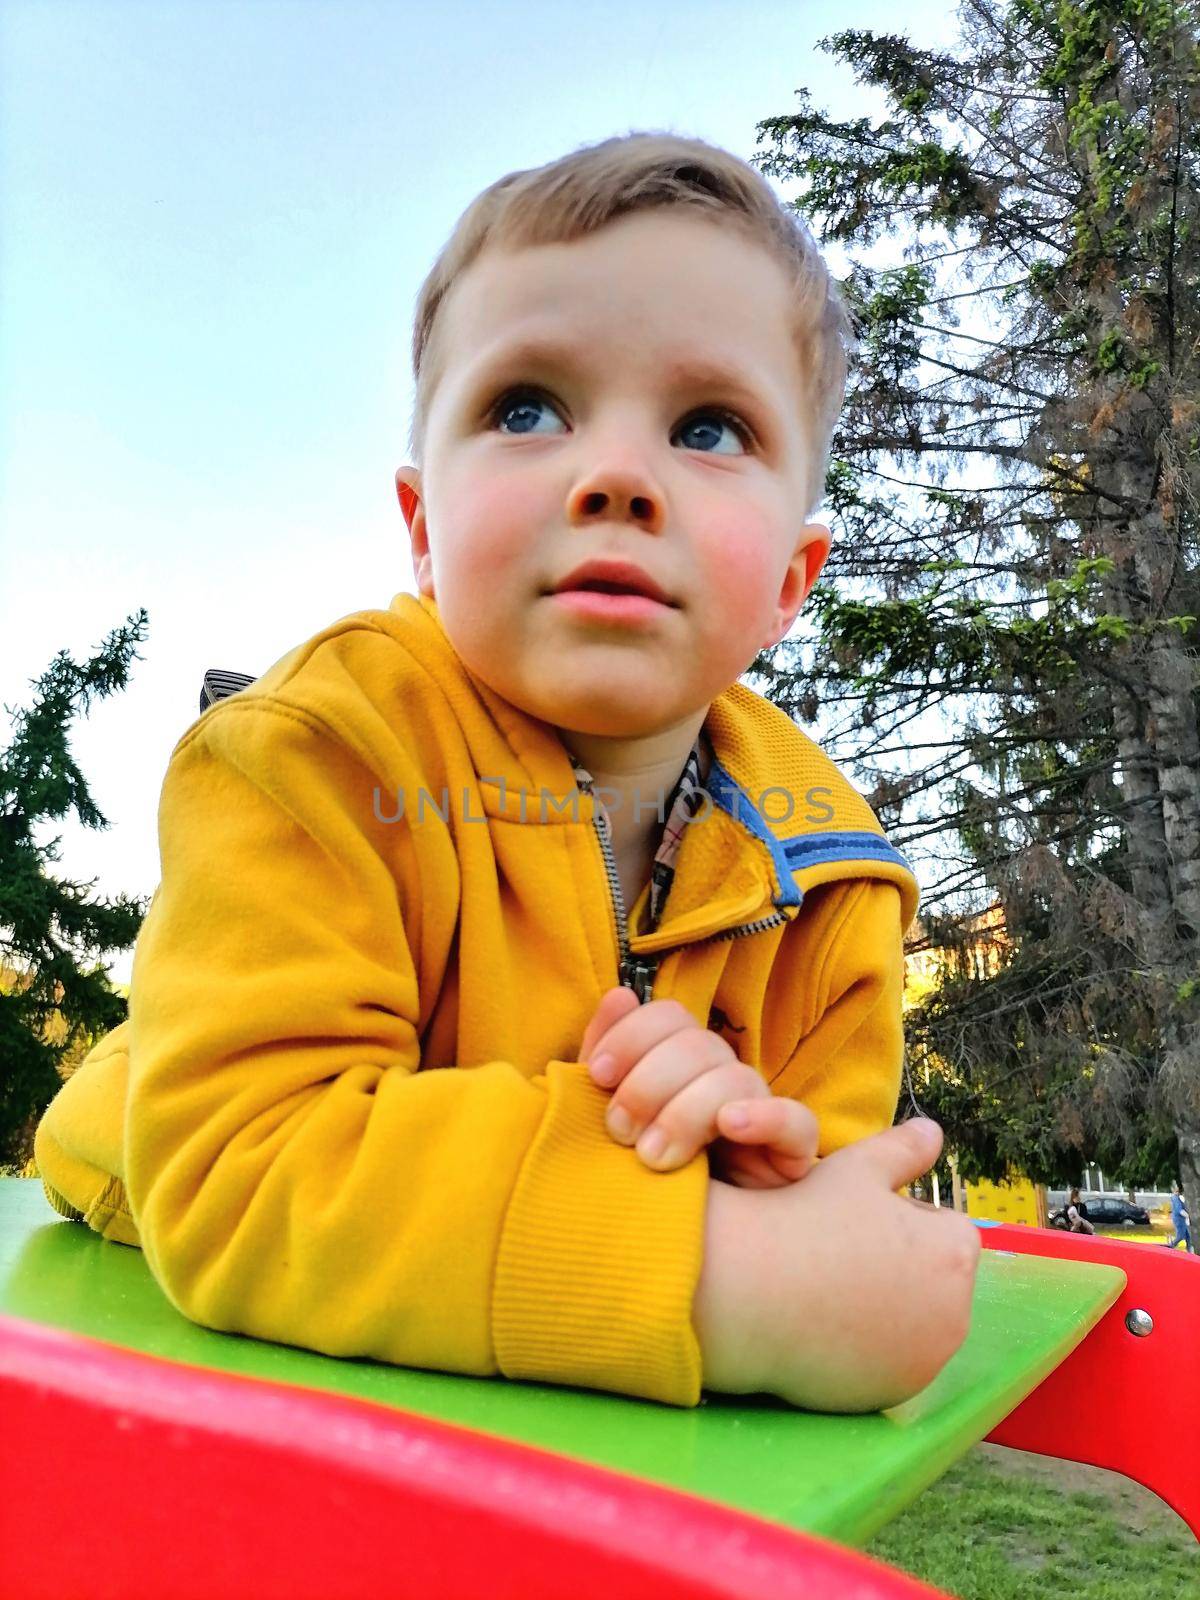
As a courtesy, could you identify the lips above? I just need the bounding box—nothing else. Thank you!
[549,558,675,607]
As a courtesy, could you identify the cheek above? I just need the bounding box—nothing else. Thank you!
[440,467,547,583]
[694,511,782,631]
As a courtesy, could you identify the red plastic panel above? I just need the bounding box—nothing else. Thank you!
[0,1313,949,1600]
[980,1224,1200,1538]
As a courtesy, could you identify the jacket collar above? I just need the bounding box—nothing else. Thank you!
[392,593,919,939]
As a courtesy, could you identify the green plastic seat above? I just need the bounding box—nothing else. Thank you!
[0,1177,1123,1544]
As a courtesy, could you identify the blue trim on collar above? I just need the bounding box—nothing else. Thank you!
[705,758,804,909]
[706,758,917,911]
[782,831,916,877]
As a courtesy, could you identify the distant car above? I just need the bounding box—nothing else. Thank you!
[1047,1197,1151,1230]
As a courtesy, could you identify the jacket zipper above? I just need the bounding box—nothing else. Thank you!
[575,770,657,1002]
[703,910,789,942]
[575,771,791,1003]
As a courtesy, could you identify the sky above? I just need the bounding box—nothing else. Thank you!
[1,0,961,987]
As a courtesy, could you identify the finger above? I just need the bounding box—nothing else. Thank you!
[709,1137,802,1190]
[837,1117,943,1190]
[579,986,640,1073]
[615,1056,767,1166]
[609,1040,752,1151]
[715,1097,819,1179]
[585,996,701,1088]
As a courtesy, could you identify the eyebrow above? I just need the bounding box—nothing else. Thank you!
[471,336,777,414]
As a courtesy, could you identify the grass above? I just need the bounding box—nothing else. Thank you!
[1095,1223,1185,1247]
[866,1443,1197,1599]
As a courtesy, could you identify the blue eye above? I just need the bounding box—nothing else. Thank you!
[492,390,566,436]
[488,387,752,453]
[675,412,750,455]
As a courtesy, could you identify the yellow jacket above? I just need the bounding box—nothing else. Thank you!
[35,592,920,1407]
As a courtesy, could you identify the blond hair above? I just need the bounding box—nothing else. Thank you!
[406,132,851,514]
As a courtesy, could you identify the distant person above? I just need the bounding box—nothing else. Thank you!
[1065,1189,1095,1234]
[1165,1182,1194,1253]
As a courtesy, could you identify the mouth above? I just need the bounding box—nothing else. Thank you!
[546,561,678,608]
[546,588,676,625]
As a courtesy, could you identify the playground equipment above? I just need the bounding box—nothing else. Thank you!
[1,1177,1197,1599]
[4,666,1196,1594]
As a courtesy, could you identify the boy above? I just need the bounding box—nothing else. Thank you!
[35,132,979,1413]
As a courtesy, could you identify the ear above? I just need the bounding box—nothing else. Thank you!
[395,465,434,599]
[761,523,831,650]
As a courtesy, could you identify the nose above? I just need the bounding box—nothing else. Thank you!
[566,449,665,533]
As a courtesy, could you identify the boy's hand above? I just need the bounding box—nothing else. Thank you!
[694,1118,982,1412]
[580,985,817,1188]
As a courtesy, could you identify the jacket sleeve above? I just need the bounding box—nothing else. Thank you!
[34,1027,140,1246]
[765,880,907,1152]
[120,696,708,1406]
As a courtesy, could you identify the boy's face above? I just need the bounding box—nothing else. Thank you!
[396,208,831,740]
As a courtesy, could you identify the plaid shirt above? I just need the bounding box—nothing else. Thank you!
[568,734,709,930]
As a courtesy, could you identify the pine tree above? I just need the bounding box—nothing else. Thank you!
[0,613,151,1167]
[750,1,1200,1208]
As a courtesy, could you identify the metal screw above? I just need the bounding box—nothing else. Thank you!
[1125,1308,1154,1338]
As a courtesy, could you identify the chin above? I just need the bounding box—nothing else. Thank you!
[545,699,676,740]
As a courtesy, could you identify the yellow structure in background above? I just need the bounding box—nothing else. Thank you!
[905,906,1038,1222]
[964,1175,1048,1228]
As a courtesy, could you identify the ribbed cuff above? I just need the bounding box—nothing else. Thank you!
[492,1059,708,1406]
